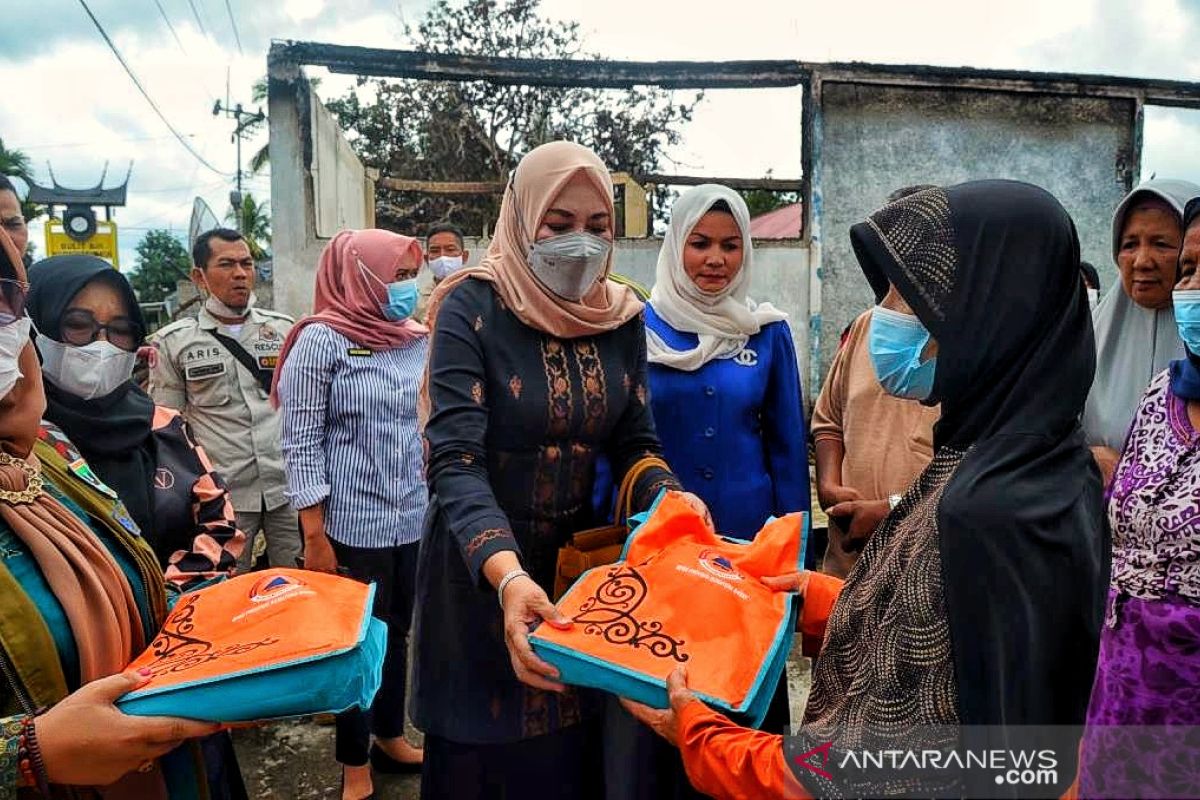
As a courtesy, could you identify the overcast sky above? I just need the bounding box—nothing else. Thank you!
[2,0,1198,269]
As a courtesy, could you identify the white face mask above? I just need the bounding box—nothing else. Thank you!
[528,231,611,301]
[0,318,30,401]
[37,335,136,401]
[1087,288,1099,311]
[429,255,464,281]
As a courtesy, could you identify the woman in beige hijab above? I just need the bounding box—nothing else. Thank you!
[411,141,705,799]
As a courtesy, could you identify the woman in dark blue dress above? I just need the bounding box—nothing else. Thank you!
[411,142,708,800]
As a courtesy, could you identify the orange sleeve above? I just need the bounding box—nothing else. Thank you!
[677,700,809,800]
[801,573,844,658]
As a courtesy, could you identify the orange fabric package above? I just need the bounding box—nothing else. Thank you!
[531,491,807,726]
[116,568,387,722]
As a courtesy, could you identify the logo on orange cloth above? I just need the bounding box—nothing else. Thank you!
[249,573,305,603]
[697,549,744,582]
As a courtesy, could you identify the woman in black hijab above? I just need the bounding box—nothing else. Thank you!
[622,181,1110,799]
[27,255,244,585]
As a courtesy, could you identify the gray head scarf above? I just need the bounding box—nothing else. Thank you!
[1082,178,1200,450]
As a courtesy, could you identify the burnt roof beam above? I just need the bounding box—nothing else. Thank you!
[268,41,1200,108]
[268,41,805,89]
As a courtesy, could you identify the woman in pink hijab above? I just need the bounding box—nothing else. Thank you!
[275,229,429,800]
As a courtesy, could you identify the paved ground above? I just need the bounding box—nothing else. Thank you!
[232,649,814,799]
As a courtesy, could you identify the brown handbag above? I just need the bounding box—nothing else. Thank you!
[553,456,670,599]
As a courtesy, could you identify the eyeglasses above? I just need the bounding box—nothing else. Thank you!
[60,309,143,352]
[0,279,28,326]
[0,217,26,234]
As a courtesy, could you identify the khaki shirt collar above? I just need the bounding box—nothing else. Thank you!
[198,304,261,331]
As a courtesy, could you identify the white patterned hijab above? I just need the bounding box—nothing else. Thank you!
[646,184,786,372]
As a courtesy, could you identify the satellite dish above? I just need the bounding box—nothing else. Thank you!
[187,197,220,248]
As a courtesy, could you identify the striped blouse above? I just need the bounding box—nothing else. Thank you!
[278,322,428,548]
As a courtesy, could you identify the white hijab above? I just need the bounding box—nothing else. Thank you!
[1082,178,1200,450]
[647,184,786,371]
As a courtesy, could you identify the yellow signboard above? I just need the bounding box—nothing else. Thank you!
[44,219,120,269]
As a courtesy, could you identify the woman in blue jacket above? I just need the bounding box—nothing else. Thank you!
[644,184,809,540]
[606,184,809,800]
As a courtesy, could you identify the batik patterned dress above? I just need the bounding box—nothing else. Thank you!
[1081,370,1200,798]
[411,278,679,745]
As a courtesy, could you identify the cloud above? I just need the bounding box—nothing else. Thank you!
[4,0,1199,273]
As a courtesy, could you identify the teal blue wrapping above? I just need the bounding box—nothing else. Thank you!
[116,616,388,722]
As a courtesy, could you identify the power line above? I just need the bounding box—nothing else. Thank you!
[185,0,208,36]
[223,0,244,56]
[151,0,187,54]
[76,0,228,177]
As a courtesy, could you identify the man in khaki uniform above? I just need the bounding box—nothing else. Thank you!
[150,228,302,571]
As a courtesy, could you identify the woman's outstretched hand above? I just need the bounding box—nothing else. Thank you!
[501,576,572,693]
[36,669,221,786]
[620,666,696,747]
[761,571,812,598]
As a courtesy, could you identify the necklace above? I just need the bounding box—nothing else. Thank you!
[0,452,44,505]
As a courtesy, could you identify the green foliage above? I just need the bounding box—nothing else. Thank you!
[225,193,271,258]
[0,138,43,223]
[740,171,800,219]
[324,0,701,234]
[131,229,191,303]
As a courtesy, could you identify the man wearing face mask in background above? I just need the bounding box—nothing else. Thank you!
[150,227,302,572]
[414,222,470,324]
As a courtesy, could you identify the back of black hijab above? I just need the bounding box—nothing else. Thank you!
[26,255,158,543]
[851,180,1109,796]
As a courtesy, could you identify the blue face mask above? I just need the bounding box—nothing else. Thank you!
[1174,290,1200,353]
[382,279,419,321]
[868,305,938,401]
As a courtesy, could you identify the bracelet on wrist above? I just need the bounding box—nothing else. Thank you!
[496,568,531,610]
[20,714,50,795]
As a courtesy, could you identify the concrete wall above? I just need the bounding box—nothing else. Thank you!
[269,71,375,320]
[812,82,1135,377]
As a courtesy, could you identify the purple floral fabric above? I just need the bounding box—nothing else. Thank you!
[1080,591,1200,798]
[1106,371,1200,603]
[1082,371,1200,798]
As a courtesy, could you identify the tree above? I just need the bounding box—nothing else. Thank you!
[131,230,191,303]
[324,0,701,234]
[246,75,320,176]
[740,171,800,219]
[0,138,43,224]
[226,193,271,258]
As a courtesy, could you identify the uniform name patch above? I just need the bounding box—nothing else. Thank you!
[347,348,372,357]
[186,362,227,380]
[258,356,279,369]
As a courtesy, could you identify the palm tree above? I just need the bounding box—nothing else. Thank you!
[0,138,41,221]
[226,193,270,259]
[247,75,320,176]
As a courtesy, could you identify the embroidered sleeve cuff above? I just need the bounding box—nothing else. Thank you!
[632,466,683,513]
[463,526,519,584]
[288,483,331,511]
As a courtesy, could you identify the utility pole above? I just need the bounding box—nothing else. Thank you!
[212,100,265,232]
